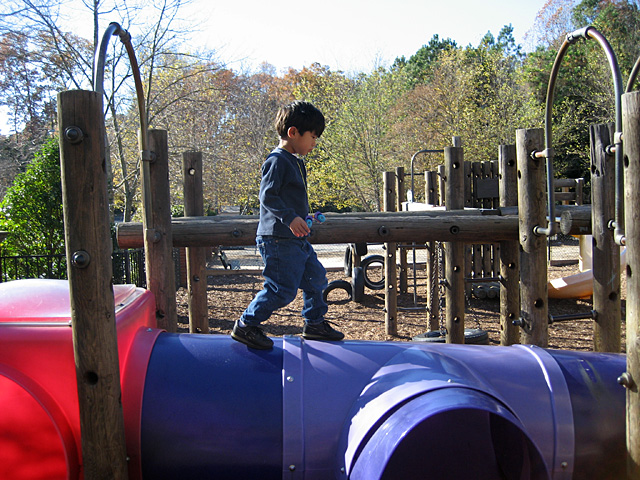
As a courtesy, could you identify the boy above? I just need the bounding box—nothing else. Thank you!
[231,101,344,350]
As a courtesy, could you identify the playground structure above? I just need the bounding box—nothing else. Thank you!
[0,23,639,479]
[0,279,627,479]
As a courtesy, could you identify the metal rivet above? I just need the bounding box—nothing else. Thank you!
[287,376,294,383]
[289,465,296,471]
[64,126,84,144]
[188,167,196,175]
[71,250,90,268]
[618,372,635,389]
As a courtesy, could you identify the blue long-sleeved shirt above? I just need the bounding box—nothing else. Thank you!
[256,147,309,238]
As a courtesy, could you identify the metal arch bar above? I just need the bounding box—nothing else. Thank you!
[538,26,624,246]
[93,22,121,95]
[626,55,640,93]
[409,149,444,202]
[586,28,625,246]
[92,22,152,229]
[92,21,148,147]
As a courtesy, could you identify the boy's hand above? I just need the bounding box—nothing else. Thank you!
[289,216,311,237]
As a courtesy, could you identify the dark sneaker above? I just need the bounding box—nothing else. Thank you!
[231,321,274,350]
[302,321,345,341]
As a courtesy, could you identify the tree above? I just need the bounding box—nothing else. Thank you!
[523,0,640,179]
[0,137,65,278]
[327,67,408,211]
[394,34,457,87]
[392,28,533,183]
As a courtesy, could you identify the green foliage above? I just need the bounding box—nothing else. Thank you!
[6,0,640,221]
[396,34,458,87]
[523,0,640,183]
[0,138,64,259]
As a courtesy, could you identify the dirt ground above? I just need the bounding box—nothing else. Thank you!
[175,263,627,352]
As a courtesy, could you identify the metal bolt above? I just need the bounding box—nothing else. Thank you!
[71,250,90,268]
[64,126,84,144]
[561,462,568,469]
[286,376,294,383]
[289,465,296,471]
[188,167,196,175]
[618,372,635,389]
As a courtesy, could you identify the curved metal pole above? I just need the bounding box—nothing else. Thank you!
[538,26,624,245]
[92,22,152,231]
[409,149,444,202]
[626,55,640,93]
[586,28,625,246]
[93,22,121,96]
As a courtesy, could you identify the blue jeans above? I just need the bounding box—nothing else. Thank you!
[240,236,328,327]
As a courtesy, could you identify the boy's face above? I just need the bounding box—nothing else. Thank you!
[286,127,318,156]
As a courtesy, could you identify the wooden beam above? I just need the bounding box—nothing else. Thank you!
[622,90,640,478]
[516,128,548,347]
[143,130,177,332]
[498,144,520,346]
[183,151,209,334]
[58,89,129,479]
[117,212,521,249]
[384,171,398,336]
[589,123,621,353]
[444,146,465,344]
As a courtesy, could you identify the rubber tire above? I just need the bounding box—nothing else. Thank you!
[323,280,352,303]
[412,328,490,345]
[351,266,365,303]
[353,242,368,257]
[344,245,352,277]
[360,254,385,290]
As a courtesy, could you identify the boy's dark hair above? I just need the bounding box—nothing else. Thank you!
[275,101,325,138]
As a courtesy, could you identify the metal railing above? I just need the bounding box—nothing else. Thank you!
[0,250,147,286]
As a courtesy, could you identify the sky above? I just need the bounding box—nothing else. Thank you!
[187,0,547,74]
[1,0,548,134]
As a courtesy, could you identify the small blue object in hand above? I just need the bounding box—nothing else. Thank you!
[306,212,325,228]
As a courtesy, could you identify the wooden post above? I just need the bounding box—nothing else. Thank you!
[424,170,438,205]
[396,167,408,294]
[471,162,483,284]
[58,90,128,479]
[498,144,520,345]
[491,160,500,277]
[622,90,640,478]
[589,123,621,352]
[481,161,493,277]
[425,170,439,330]
[516,128,548,347]
[463,161,473,297]
[438,164,446,205]
[426,241,439,331]
[384,171,398,335]
[143,130,177,332]
[444,146,465,343]
[183,151,209,334]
